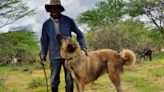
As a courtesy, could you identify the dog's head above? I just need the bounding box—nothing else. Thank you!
[56,35,80,59]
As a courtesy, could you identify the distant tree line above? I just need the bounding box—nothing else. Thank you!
[77,0,163,53]
[0,31,39,65]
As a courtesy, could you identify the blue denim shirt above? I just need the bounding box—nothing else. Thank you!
[40,15,87,61]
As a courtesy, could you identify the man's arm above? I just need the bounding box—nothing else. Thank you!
[70,19,87,49]
[40,23,49,61]
[70,18,88,55]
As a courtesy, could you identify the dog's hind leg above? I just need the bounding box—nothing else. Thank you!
[107,63,123,92]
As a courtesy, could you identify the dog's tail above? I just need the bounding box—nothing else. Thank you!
[120,49,136,66]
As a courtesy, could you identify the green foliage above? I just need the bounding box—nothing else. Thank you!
[125,0,164,39]
[149,30,164,49]
[78,0,164,38]
[124,0,162,17]
[124,0,145,17]
[77,0,125,30]
[28,77,46,88]
[86,20,153,52]
[0,31,39,65]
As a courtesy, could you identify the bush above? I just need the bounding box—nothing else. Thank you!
[0,31,39,65]
[28,77,46,88]
[86,20,155,53]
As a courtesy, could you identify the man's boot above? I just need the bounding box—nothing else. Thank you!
[51,87,58,92]
[65,86,73,92]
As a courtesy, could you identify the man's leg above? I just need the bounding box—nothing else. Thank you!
[50,59,62,92]
[62,60,74,92]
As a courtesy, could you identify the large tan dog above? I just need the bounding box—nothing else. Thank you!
[57,35,136,92]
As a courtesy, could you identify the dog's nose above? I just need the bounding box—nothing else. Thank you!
[67,44,76,53]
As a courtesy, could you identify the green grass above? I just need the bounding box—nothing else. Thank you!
[123,75,159,92]
[149,67,164,77]
[0,73,7,92]
[0,73,7,86]
[28,77,46,88]
[0,53,163,92]
[153,53,164,60]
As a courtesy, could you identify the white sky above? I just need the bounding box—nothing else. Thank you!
[0,0,100,36]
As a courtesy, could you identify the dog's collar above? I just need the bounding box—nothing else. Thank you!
[65,56,77,60]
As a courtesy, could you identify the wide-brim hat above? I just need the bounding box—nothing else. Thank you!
[45,0,65,12]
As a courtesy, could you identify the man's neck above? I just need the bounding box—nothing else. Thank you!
[50,17,60,22]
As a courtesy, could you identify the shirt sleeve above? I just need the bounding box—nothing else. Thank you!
[70,19,87,49]
[40,23,49,58]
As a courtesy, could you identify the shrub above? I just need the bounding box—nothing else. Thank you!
[0,31,39,65]
[28,77,46,88]
[85,20,159,57]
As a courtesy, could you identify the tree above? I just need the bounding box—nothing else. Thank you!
[77,0,125,31]
[0,31,39,65]
[77,0,163,39]
[0,0,35,29]
[144,0,163,39]
[125,0,164,39]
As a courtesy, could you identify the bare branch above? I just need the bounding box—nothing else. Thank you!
[0,0,35,29]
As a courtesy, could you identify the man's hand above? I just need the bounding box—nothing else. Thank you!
[40,59,46,65]
[39,52,46,65]
[81,48,88,56]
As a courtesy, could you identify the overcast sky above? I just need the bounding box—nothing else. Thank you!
[0,0,100,36]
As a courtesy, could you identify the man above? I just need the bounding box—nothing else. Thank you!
[39,0,87,92]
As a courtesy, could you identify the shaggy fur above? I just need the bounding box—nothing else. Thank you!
[57,35,136,92]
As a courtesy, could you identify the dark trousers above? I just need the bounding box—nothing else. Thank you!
[50,59,73,92]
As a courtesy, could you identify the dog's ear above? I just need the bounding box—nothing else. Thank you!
[56,34,63,41]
